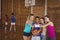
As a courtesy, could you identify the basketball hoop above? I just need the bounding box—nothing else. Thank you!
[25,0,35,14]
[25,0,35,7]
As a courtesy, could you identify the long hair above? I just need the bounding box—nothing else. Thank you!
[26,14,34,26]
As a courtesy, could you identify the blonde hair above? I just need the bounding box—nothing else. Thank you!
[27,14,34,20]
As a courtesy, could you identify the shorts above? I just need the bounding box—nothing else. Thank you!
[23,32,31,36]
[31,36,41,40]
[5,22,8,25]
[11,22,15,25]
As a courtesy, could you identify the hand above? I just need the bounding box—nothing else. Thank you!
[32,30,39,36]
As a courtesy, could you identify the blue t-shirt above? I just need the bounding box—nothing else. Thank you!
[24,23,32,33]
[11,15,15,22]
[33,24,41,36]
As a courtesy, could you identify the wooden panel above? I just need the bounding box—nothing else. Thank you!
[36,0,45,6]
[0,0,1,20]
[33,6,44,17]
[0,0,2,40]
[1,0,31,40]
[2,0,60,40]
[48,0,60,40]
[1,0,44,40]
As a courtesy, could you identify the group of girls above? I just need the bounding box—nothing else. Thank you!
[5,13,16,32]
[23,14,56,40]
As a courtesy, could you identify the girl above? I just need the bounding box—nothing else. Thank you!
[10,13,16,32]
[5,14,9,31]
[44,16,56,40]
[31,16,41,40]
[23,14,34,40]
[40,17,46,40]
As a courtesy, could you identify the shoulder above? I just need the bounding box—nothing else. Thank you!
[26,20,30,24]
[26,20,28,24]
[49,22,54,26]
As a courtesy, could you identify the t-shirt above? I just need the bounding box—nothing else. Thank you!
[11,15,15,22]
[41,26,46,36]
[24,23,32,33]
[33,24,41,36]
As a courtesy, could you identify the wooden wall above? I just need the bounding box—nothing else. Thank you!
[1,0,44,40]
[48,0,60,40]
[1,0,60,40]
[0,0,1,40]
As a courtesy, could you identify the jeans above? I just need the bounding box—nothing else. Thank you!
[31,36,41,40]
[41,35,46,40]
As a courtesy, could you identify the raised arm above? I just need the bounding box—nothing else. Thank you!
[42,22,51,28]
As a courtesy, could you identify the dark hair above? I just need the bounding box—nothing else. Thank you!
[44,15,49,18]
[35,16,40,19]
[29,14,34,17]
[12,13,14,15]
[41,17,45,20]
[40,17,45,23]
[5,14,8,17]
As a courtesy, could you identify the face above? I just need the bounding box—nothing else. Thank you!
[35,18,39,23]
[45,17,50,23]
[40,19,44,24]
[30,16,34,21]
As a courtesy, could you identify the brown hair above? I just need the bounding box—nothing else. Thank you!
[35,16,40,20]
[44,15,49,18]
[40,17,45,23]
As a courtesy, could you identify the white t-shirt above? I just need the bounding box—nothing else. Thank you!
[34,24,40,28]
[41,25,46,36]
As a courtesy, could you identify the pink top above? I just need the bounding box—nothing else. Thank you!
[47,25,56,38]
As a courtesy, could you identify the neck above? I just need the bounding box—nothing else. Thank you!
[48,21,51,23]
[36,22,39,24]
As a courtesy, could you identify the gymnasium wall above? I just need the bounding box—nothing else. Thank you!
[1,0,44,40]
[48,0,60,40]
[0,0,1,27]
[1,0,60,40]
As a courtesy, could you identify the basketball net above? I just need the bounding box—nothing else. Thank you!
[25,0,35,8]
